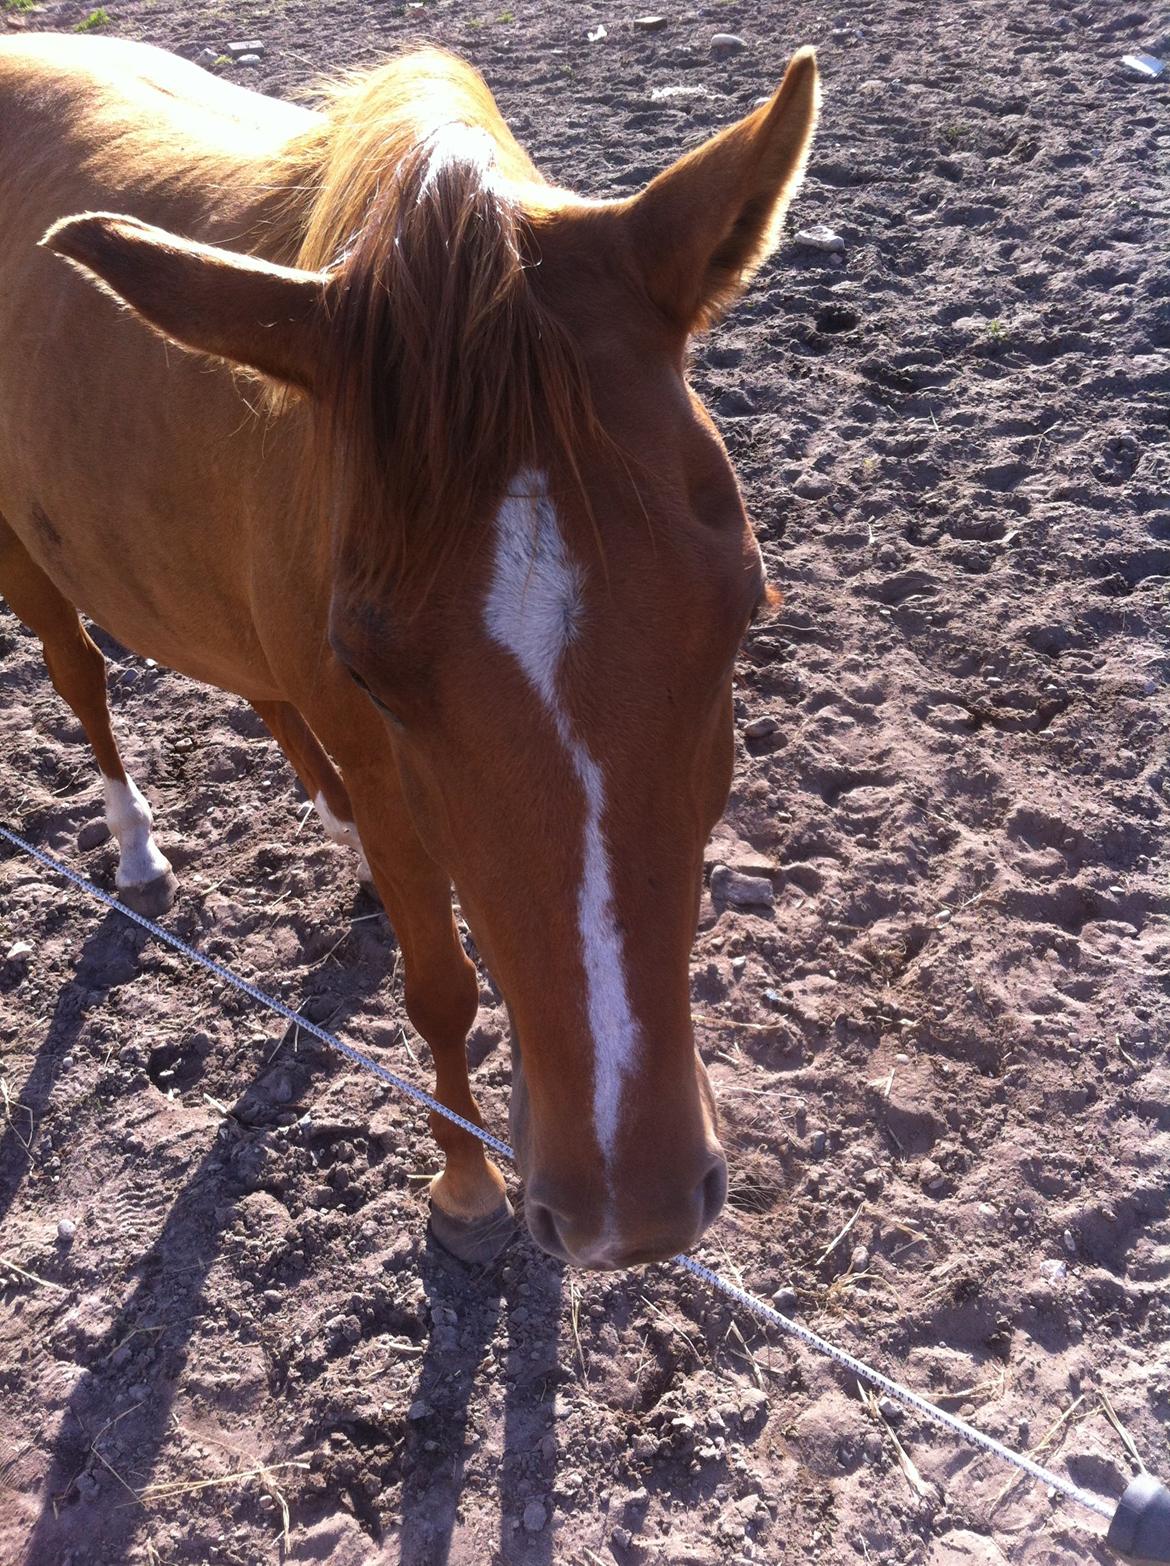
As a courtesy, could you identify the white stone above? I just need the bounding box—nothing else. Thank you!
[795,223,846,253]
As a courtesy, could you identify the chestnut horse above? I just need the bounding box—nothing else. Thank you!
[0,36,818,1269]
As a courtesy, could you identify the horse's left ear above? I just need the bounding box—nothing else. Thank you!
[43,212,331,393]
[624,46,819,332]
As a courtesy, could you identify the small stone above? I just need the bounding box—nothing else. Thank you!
[633,14,668,30]
[743,716,778,739]
[522,1500,548,1532]
[57,1218,77,1243]
[1062,1228,1077,1256]
[878,1396,904,1423]
[811,1130,827,1156]
[1039,1258,1068,1281]
[793,473,832,500]
[235,54,262,66]
[794,223,845,253]
[195,48,219,68]
[78,820,111,851]
[5,941,32,961]
[407,1399,433,1421]
[771,1285,798,1313]
[862,1168,884,1194]
[919,1158,945,1192]
[711,32,748,59]
[731,956,747,977]
[710,864,774,910]
[227,38,263,55]
[850,1244,870,1271]
[587,24,607,41]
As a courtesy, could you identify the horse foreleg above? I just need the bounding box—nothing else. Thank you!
[0,517,175,913]
[340,763,513,1264]
[251,700,371,882]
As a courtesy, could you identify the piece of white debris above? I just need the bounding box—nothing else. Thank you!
[5,941,32,961]
[57,1218,77,1243]
[1120,53,1165,79]
[795,223,846,252]
[587,25,607,42]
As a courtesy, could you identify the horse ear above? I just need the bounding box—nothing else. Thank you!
[42,212,331,393]
[624,47,819,332]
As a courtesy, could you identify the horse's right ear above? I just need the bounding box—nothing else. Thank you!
[43,212,331,393]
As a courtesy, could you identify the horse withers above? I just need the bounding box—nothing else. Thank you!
[0,36,818,1270]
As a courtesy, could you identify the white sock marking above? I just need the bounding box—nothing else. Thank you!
[102,776,171,890]
[484,470,638,1167]
[313,792,372,883]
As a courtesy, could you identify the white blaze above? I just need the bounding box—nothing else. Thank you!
[101,776,171,890]
[484,470,639,1164]
[418,122,497,200]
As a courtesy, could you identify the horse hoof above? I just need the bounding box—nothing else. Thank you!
[118,870,178,918]
[428,1193,515,1265]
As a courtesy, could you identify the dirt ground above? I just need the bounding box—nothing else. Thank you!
[1,0,1168,1563]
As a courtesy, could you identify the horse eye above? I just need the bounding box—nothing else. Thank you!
[345,665,403,728]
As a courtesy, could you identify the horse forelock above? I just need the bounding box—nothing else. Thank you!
[277,50,599,609]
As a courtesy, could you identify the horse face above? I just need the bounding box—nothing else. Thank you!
[332,403,762,1266]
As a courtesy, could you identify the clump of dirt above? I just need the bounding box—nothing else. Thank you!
[1,1,1167,1563]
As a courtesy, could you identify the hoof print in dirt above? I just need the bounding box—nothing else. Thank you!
[428,1194,515,1265]
[117,869,178,917]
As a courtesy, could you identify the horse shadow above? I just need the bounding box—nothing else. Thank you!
[396,1235,563,1566]
[10,887,396,1565]
[0,901,147,1236]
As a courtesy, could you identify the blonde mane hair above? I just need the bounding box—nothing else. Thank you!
[269,49,598,604]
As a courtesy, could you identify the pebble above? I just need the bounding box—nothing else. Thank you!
[793,473,833,500]
[743,715,778,739]
[919,1157,945,1192]
[795,223,845,253]
[57,1218,77,1243]
[5,940,32,961]
[810,1130,827,1156]
[771,1285,798,1313]
[862,1168,884,1194]
[633,14,668,30]
[850,1244,870,1271]
[711,32,748,59]
[235,54,262,66]
[710,864,774,910]
[407,1399,433,1421]
[77,820,111,851]
[587,24,607,41]
[522,1500,548,1532]
[195,48,219,68]
[731,956,747,977]
[1062,1228,1077,1256]
[1039,1258,1068,1280]
[878,1396,903,1424]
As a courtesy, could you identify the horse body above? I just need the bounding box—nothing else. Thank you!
[0,34,818,1269]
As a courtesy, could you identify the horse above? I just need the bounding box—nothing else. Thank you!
[0,34,818,1271]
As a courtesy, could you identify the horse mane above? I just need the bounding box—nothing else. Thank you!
[269,50,598,606]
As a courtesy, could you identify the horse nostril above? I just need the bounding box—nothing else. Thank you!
[699,1157,728,1229]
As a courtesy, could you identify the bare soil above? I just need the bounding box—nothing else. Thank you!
[1,1,1168,1563]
